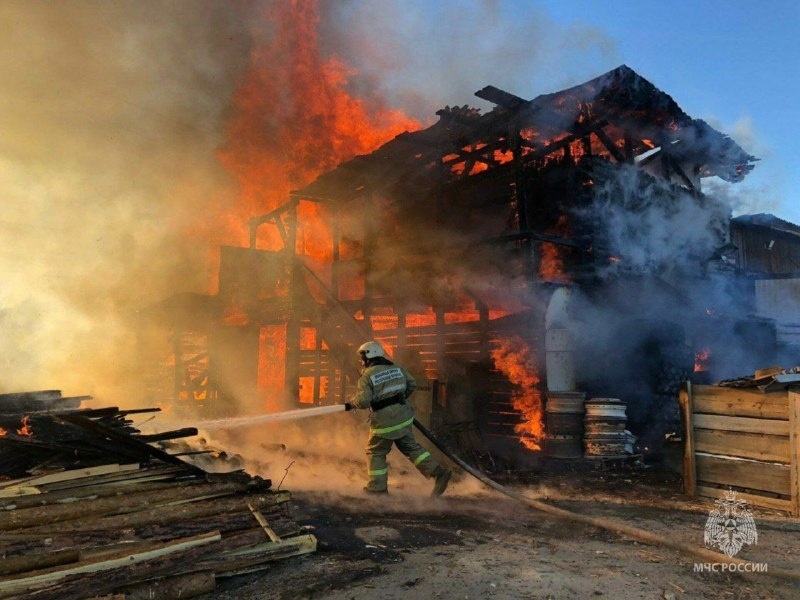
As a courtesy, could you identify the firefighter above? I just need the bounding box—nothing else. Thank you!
[344,341,452,496]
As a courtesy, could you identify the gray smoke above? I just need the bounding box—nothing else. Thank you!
[0,0,251,397]
[320,0,619,119]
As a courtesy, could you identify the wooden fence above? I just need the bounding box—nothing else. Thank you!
[679,382,800,515]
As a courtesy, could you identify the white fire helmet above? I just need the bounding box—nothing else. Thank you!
[357,341,385,360]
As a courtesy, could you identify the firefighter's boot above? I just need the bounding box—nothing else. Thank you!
[431,466,452,497]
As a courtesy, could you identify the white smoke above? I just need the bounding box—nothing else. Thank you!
[591,164,728,279]
[321,0,620,119]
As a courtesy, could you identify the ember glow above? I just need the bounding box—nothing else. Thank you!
[694,348,712,373]
[538,215,572,281]
[490,336,544,451]
[16,416,32,437]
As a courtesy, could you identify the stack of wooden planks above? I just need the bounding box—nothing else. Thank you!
[680,382,800,516]
[0,391,316,599]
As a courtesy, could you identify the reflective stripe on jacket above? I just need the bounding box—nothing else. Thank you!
[351,363,416,439]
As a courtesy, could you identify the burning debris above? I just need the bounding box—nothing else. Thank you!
[139,63,769,474]
[0,390,316,599]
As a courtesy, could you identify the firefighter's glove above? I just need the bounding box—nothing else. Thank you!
[343,403,354,411]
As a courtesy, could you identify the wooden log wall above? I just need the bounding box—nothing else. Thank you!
[679,382,800,515]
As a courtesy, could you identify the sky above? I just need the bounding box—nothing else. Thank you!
[0,0,798,397]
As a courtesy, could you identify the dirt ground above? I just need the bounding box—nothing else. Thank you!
[193,461,800,600]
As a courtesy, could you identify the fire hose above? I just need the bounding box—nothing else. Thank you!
[189,403,797,580]
[412,418,800,582]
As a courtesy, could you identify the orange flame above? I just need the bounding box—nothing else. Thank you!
[211,0,419,289]
[258,325,287,411]
[0,426,6,437]
[538,215,571,281]
[208,0,422,407]
[17,416,33,437]
[694,349,711,373]
[491,337,543,450]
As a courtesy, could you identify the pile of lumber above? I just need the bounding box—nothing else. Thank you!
[0,391,316,599]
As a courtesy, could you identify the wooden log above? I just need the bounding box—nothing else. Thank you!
[0,479,262,531]
[134,510,298,542]
[196,534,318,577]
[0,396,89,415]
[19,527,307,599]
[592,126,626,163]
[36,465,189,493]
[0,476,200,511]
[118,408,162,416]
[0,526,176,558]
[0,391,63,402]
[679,382,696,496]
[0,464,141,495]
[247,502,281,542]
[78,539,175,563]
[0,531,221,597]
[0,437,109,482]
[56,415,205,475]
[7,511,289,554]
[0,548,80,577]
[18,491,291,535]
[134,428,198,443]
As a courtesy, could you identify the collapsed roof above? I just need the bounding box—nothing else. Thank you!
[296,65,757,201]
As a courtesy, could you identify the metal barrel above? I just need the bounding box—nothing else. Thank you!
[583,398,628,457]
[543,391,585,458]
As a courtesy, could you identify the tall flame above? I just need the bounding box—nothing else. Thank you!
[213,0,419,280]
[490,336,544,450]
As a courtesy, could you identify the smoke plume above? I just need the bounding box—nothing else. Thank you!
[0,0,252,397]
[0,0,619,404]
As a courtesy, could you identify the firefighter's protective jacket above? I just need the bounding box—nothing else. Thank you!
[351,363,416,439]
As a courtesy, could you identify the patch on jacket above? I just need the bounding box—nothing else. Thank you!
[369,367,404,386]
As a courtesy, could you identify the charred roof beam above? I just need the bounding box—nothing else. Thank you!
[474,85,528,110]
[248,196,299,249]
[441,139,512,166]
[592,126,627,163]
[519,119,610,166]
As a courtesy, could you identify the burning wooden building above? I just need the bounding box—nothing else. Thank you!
[142,65,766,463]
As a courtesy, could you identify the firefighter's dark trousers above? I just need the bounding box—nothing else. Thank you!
[365,430,440,492]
